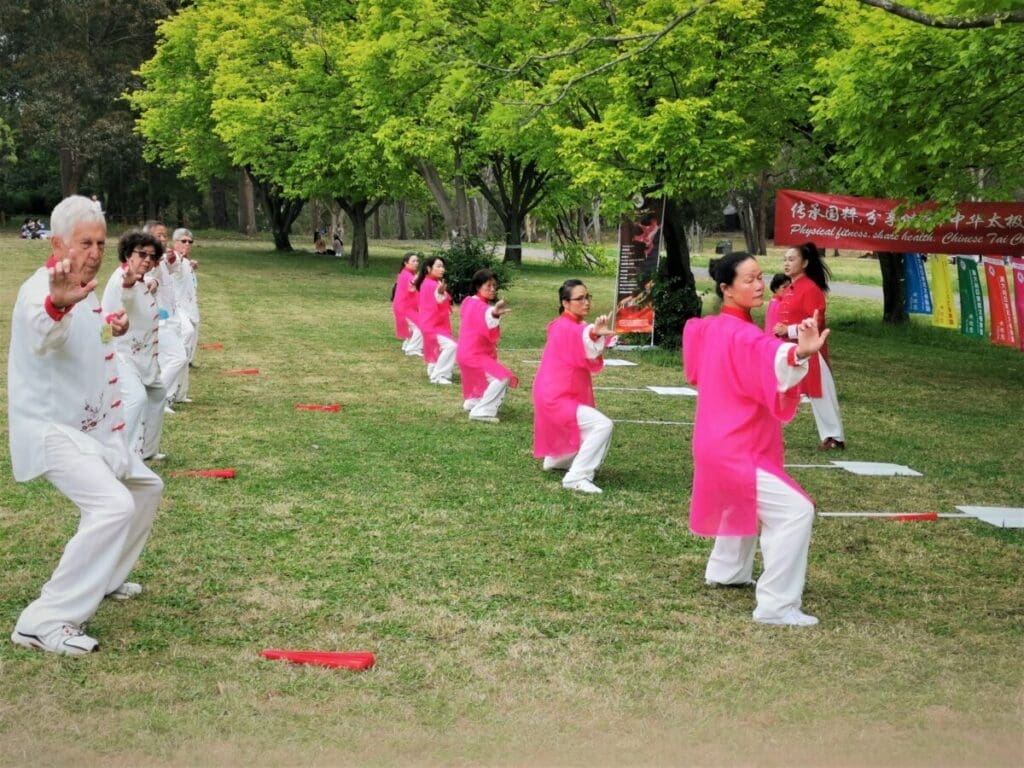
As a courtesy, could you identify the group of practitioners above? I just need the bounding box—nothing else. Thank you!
[8,204,838,659]
[392,244,841,627]
[7,195,202,655]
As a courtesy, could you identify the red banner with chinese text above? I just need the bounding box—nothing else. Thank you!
[774,190,1024,256]
[982,257,1017,347]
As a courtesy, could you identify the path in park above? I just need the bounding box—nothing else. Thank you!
[519,245,883,301]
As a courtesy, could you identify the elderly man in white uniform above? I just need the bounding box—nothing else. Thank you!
[9,196,164,656]
[101,230,167,459]
[169,228,199,402]
[143,221,188,412]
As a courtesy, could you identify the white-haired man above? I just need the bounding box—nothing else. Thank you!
[143,221,188,413]
[169,227,199,401]
[9,195,164,655]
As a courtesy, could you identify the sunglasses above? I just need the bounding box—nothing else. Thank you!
[133,249,161,261]
[178,239,194,244]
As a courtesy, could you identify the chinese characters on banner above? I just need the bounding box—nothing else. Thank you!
[614,197,665,335]
[774,190,1024,256]
[903,254,933,314]
[929,257,958,329]
[956,257,986,339]
[982,256,1018,348]
[1011,258,1024,352]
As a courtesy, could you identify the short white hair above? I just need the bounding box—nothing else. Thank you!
[172,227,193,241]
[50,195,105,241]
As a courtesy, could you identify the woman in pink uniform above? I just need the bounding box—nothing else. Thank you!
[457,269,516,423]
[533,279,616,494]
[415,256,457,385]
[392,252,423,357]
[772,242,845,450]
[684,251,829,626]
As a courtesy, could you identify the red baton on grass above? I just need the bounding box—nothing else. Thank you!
[260,649,375,670]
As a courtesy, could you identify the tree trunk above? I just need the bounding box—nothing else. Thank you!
[654,196,702,347]
[238,169,256,234]
[250,170,302,252]
[338,198,383,268]
[591,198,602,242]
[59,148,83,196]
[878,251,909,324]
[210,177,229,229]
[424,207,433,240]
[371,206,381,239]
[396,200,407,239]
[418,160,459,238]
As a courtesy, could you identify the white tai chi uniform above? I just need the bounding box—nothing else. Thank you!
[9,266,163,639]
[149,259,188,403]
[102,265,165,458]
[172,253,200,392]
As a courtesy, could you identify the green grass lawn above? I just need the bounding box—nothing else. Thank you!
[1,233,1021,766]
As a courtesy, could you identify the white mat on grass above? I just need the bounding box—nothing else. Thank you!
[647,386,698,396]
[603,359,638,367]
[955,506,1024,528]
[786,461,922,476]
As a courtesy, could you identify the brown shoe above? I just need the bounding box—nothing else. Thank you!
[819,437,846,451]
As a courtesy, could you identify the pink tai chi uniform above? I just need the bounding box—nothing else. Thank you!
[457,296,517,420]
[9,259,163,645]
[683,305,816,622]
[393,265,423,356]
[532,312,614,488]
[418,275,456,384]
[763,296,783,334]
[778,275,844,443]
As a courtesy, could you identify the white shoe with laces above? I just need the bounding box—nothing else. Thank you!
[563,479,602,494]
[12,624,99,655]
[753,608,819,627]
[107,581,143,601]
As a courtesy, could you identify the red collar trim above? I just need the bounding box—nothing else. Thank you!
[721,305,754,323]
[45,254,58,268]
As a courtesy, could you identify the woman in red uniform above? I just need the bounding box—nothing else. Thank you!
[772,242,845,450]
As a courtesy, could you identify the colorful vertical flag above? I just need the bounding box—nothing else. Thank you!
[903,253,933,314]
[1011,257,1024,352]
[956,256,985,338]
[929,256,958,329]
[983,256,1018,348]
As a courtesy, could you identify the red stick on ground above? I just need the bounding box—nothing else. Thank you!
[200,343,224,350]
[293,404,342,412]
[889,512,939,522]
[225,368,260,375]
[171,469,236,479]
[260,649,375,670]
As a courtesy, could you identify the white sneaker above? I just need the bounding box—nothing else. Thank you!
[146,453,167,461]
[107,581,143,601]
[406,350,424,357]
[433,378,453,385]
[463,399,480,412]
[469,415,499,424]
[706,579,756,588]
[542,458,571,472]
[12,624,99,656]
[753,608,819,627]
[563,479,602,494]
[164,404,176,415]
[177,397,194,404]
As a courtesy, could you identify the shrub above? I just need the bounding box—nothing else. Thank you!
[432,236,513,304]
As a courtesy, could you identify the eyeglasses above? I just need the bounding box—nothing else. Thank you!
[568,294,593,302]
[178,239,194,244]
[133,249,160,261]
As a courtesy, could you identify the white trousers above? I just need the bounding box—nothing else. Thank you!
[402,320,423,356]
[158,320,188,402]
[429,336,457,382]
[704,469,815,620]
[175,316,196,401]
[469,374,509,418]
[809,354,844,441]
[117,358,166,458]
[15,433,163,636]
[544,405,614,485]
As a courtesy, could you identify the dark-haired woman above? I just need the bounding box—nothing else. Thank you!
[773,242,845,450]
[685,252,829,626]
[393,252,423,357]
[456,269,516,423]
[532,280,616,494]
[415,256,457,384]
[100,231,166,459]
